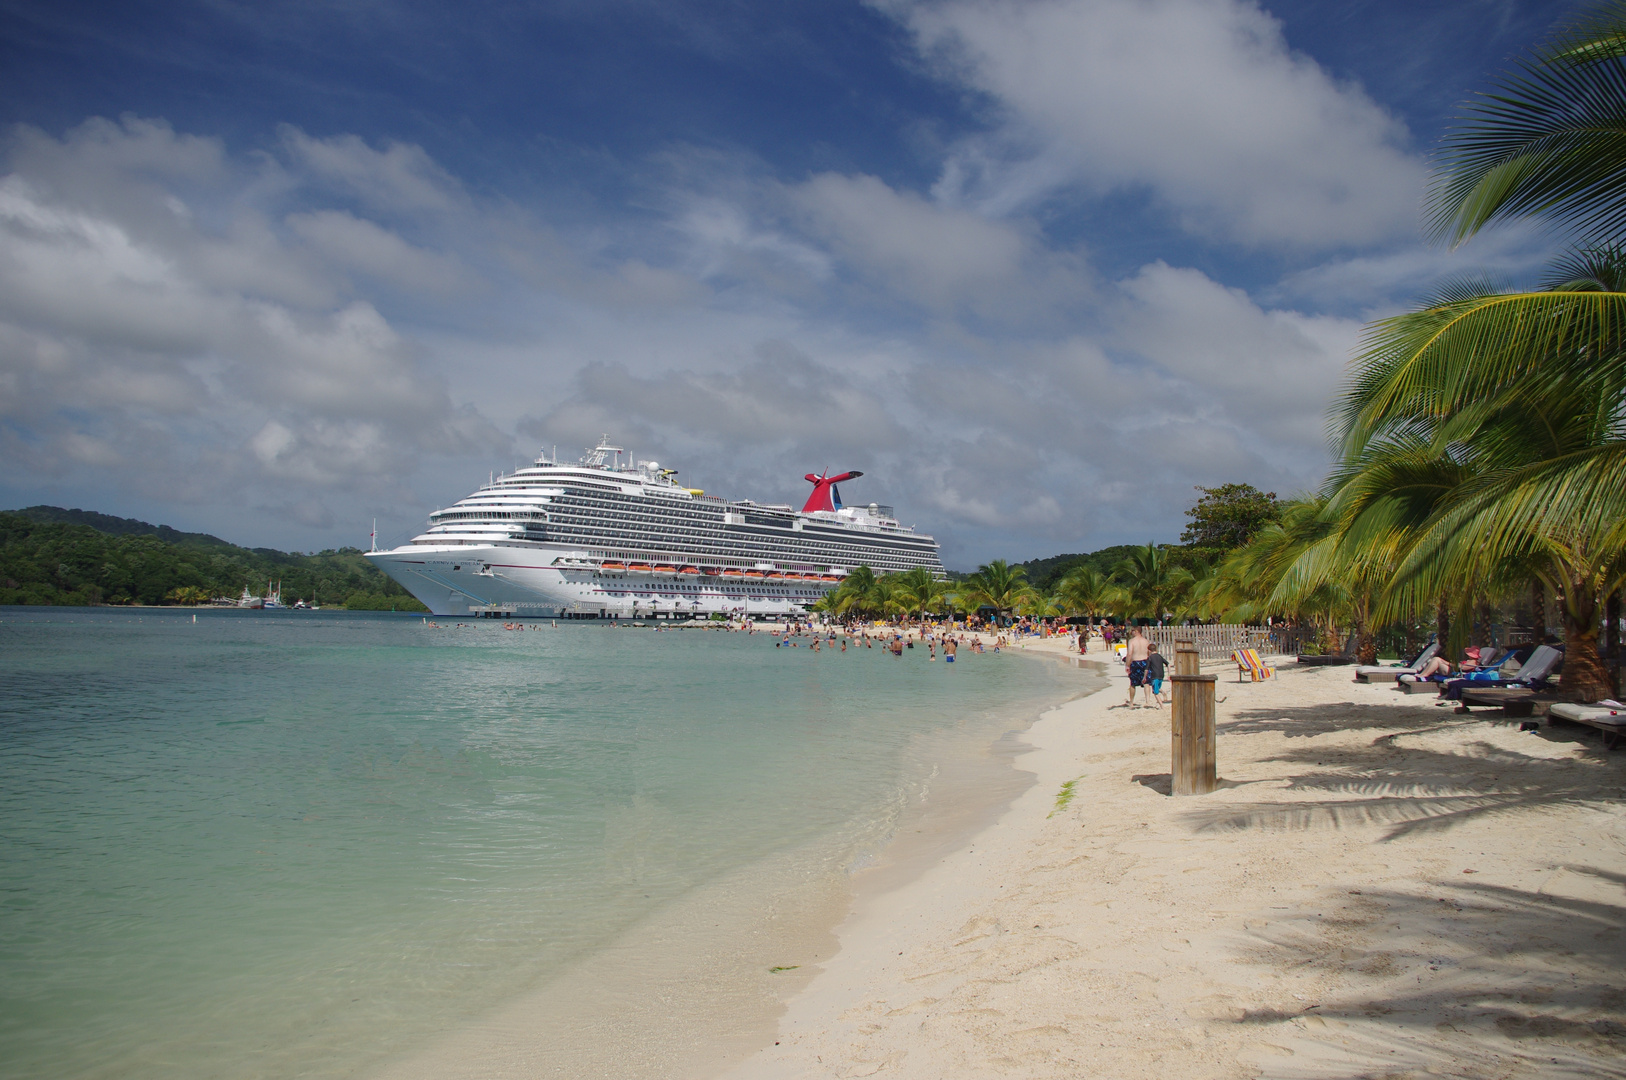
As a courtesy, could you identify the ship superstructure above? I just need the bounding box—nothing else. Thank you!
[366,438,944,618]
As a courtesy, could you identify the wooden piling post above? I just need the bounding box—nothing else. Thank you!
[1173,637,1199,678]
[1170,635,1217,795]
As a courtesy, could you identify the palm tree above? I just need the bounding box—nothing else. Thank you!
[1055,565,1116,619]
[1111,544,1194,625]
[890,566,947,628]
[1017,589,1061,618]
[1429,1,1626,248]
[827,565,881,619]
[1336,289,1626,694]
[961,559,1028,625]
[1326,3,1626,698]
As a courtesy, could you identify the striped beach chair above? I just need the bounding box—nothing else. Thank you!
[1233,648,1274,682]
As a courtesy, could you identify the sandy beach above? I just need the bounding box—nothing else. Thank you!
[727,639,1626,1079]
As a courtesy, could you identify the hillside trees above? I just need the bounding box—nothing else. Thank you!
[0,512,425,610]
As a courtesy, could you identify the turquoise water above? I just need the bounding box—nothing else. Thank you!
[0,609,1076,1080]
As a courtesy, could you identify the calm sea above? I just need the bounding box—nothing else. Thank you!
[0,609,1082,1080]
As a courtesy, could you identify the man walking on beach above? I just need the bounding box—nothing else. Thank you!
[1123,627,1151,707]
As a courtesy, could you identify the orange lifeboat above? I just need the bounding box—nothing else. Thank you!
[721,568,745,578]
[701,568,721,577]
[627,563,653,572]
[742,570,764,579]
[819,574,840,583]
[601,561,627,571]
[679,566,701,576]
[653,564,679,575]
[766,571,786,579]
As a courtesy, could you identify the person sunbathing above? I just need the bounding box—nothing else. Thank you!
[1414,654,1454,679]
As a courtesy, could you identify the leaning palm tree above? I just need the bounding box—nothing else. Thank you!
[1327,2,1626,698]
[961,559,1028,625]
[1337,292,1626,694]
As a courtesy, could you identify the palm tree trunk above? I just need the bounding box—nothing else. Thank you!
[1559,577,1612,702]
[1531,580,1546,643]
[1353,597,1376,664]
[1436,596,1450,648]
[1607,590,1621,697]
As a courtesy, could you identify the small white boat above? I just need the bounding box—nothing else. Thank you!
[237,585,264,610]
[262,581,285,610]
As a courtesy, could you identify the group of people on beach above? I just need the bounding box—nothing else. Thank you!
[771,623,993,662]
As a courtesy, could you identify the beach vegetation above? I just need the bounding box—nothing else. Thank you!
[1111,543,1195,624]
[890,565,950,627]
[960,559,1030,624]
[1180,483,1281,564]
[1054,566,1118,619]
[1050,778,1080,817]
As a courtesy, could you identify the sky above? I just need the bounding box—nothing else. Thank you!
[0,0,1587,568]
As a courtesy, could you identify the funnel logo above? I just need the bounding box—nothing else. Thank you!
[802,470,863,513]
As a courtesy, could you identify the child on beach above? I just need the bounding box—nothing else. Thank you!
[1145,642,1167,707]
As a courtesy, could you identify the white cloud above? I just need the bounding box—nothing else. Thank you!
[784,171,1088,315]
[0,118,508,540]
[286,210,473,295]
[277,126,465,214]
[889,0,1429,248]
[1115,260,1361,446]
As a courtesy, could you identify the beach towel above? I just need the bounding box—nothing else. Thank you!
[1233,648,1274,682]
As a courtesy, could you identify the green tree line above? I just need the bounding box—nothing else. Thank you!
[0,508,427,611]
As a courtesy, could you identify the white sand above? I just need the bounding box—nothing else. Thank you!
[726,641,1626,1079]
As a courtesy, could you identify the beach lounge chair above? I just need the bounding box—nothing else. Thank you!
[1353,642,1438,683]
[1548,700,1626,749]
[1440,644,1562,701]
[1233,648,1274,682]
[1297,632,1358,666]
[1396,646,1514,694]
[1457,686,1556,716]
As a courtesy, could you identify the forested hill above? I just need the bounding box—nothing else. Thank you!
[10,506,237,548]
[0,508,427,610]
[1015,545,1145,591]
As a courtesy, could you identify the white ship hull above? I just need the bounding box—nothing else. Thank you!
[369,543,836,618]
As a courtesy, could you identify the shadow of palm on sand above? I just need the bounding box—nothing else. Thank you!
[1186,708,1625,840]
[1228,875,1626,1078]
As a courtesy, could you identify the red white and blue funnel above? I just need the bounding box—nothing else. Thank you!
[802,470,862,513]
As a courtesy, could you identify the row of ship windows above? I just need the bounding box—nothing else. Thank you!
[541,527,937,566]
[543,515,932,553]
[434,511,547,521]
[426,524,935,569]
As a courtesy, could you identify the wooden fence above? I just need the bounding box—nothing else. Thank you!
[1143,624,1277,661]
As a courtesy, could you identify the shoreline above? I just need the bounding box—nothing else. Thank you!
[363,633,1096,1080]
[726,640,1626,1079]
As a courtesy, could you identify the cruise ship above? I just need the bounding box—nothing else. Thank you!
[366,438,945,618]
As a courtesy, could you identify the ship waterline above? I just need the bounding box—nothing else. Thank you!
[368,438,944,617]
